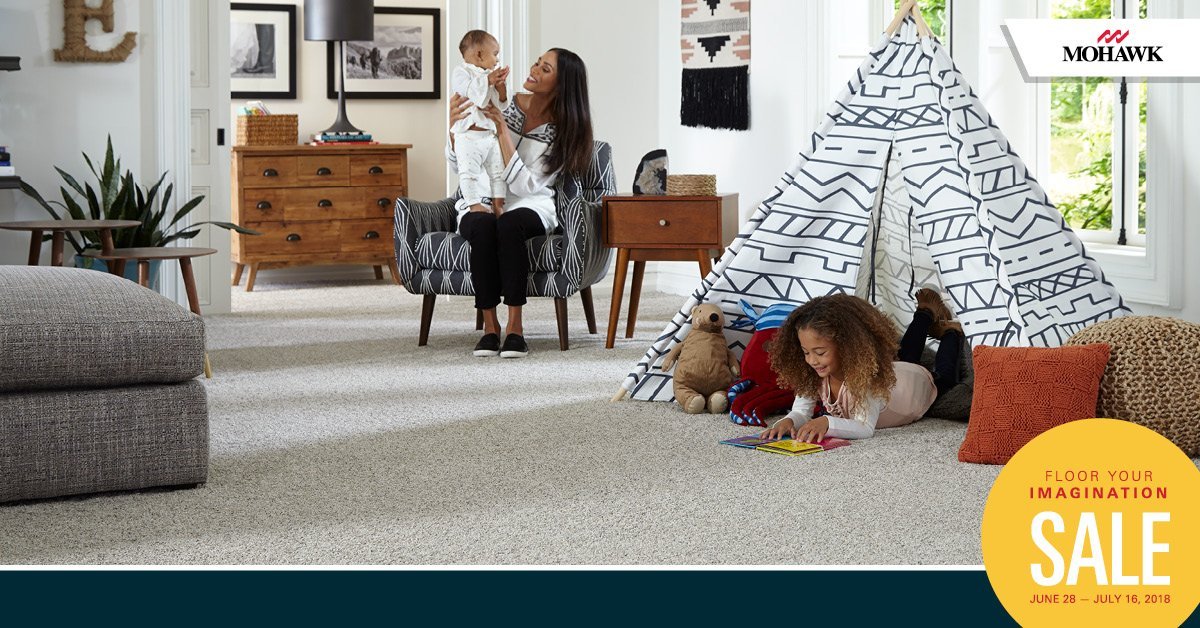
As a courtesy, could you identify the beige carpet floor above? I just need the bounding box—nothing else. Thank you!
[0,274,1003,565]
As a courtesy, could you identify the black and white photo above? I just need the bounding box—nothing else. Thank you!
[327,7,441,100]
[230,3,297,99]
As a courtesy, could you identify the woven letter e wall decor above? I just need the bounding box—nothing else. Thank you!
[681,0,750,130]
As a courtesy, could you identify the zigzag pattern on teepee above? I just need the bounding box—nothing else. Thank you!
[621,19,1128,402]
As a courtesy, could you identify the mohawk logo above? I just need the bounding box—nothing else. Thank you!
[1063,30,1163,62]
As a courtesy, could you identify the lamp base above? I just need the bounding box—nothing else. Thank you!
[321,41,366,136]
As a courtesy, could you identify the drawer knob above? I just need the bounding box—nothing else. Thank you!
[658,219,669,227]
[256,200,272,210]
[286,233,301,242]
[316,167,332,176]
[368,166,384,175]
[318,199,333,208]
[262,168,278,177]
[363,230,380,240]
[377,197,389,208]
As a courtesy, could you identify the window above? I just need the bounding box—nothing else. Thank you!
[1047,0,1147,245]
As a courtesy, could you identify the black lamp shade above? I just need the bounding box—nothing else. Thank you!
[304,0,374,42]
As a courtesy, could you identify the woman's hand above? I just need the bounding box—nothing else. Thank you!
[448,94,470,149]
[795,417,830,443]
[761,417,796,441]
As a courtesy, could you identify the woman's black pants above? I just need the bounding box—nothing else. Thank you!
[459,207,545,310]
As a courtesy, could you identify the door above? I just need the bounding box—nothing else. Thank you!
[189,0,232,314]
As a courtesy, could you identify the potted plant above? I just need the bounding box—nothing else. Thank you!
[20,136,257,290]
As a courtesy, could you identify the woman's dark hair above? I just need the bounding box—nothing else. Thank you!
[545,48,594,177]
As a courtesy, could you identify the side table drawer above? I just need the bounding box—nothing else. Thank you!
[338,218,393,253]
[240,189,286,221]
[607,200,720,246]
[297,155,350,186]
[283,188,359,221]
[243,221,340,255]
[241,156,298,187]
[351,155,406,187]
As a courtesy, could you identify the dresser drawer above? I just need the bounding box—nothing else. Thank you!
[359,187,401,218]
[241,156,297,187]
[239,189,286,221]
[351,155,406,188]
[297,155,350,186]
[283,188,359,221]
[606,200,720,246]
[339,218,393,253]
[244,221,340,255]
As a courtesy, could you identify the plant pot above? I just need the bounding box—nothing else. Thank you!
[75,254,163,293]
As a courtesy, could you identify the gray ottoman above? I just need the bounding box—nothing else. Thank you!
[0,266,209,502]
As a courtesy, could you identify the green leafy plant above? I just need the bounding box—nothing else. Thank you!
[20,135,257,255]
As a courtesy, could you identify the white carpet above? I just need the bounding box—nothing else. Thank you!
[0,275,1002,565]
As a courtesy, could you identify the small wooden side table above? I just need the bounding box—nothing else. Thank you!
[0,219,140,266]
[82,246,218,378]
[602,193,739,349]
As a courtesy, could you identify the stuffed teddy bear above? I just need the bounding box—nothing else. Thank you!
[660,303,740,414]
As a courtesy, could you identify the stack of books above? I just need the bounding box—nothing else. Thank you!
[309,132,377,146]
[0,145,14,177]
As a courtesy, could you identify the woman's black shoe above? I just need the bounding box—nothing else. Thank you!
[500,334,530,358]
[473,333,501,357]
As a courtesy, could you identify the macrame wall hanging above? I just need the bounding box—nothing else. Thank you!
[681,0,750,131]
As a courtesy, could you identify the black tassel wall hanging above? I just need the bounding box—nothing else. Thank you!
[681,0,750,131]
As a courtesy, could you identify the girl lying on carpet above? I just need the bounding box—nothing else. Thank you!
[760,290,962,442]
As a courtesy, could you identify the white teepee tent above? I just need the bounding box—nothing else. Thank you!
[619,8,1129,403]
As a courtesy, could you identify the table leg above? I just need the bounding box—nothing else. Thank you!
[100,228,116,256]
[373,265,384,280]
[138,260,151,287]
[605,248,630,349]
[697,249,713,278]
[26,230,42,265]
[112,259,127,278]
[180,257,202,315]
[626,260,646,339]
[245,262,259,292]
[50,232,65,267]
[232,263,244,286]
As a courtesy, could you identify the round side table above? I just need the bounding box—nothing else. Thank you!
[82,246,219,378]
[0,219,141,266]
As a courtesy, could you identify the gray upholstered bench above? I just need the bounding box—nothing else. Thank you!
[0,266,209,502]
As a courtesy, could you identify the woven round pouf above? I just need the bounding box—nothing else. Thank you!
[1066,316,1200,456]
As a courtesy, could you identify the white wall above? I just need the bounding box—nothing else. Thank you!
[0,0,155,266]
[529,0,660,196]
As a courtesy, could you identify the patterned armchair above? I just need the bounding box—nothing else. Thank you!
[393,141,615,350]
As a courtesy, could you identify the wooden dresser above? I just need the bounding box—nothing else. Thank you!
[230,144,411,291]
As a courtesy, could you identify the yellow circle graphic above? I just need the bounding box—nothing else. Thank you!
[982,419,1200,627]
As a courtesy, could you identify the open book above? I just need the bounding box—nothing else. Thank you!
[719,435,850,456]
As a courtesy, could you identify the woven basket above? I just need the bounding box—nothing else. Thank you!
[666,174,716,196]
[236,114,299,146]
[1065,316,1200,456]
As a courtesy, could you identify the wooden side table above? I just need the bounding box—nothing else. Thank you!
[0,219,140,266]
[82,246,218,378]
[602,193,739,349]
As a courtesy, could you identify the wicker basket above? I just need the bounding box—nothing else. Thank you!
[236,114,299,146]
[666,174,717,196]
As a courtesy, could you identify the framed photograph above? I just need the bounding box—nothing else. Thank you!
[230,3,297,99]
[326,7,441,100]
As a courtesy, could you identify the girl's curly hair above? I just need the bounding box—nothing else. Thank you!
[768,294,900,414]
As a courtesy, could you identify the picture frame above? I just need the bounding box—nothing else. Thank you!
[326,7,441,100]
[230,3,297,100]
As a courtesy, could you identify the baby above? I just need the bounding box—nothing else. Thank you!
[451,30,509,216]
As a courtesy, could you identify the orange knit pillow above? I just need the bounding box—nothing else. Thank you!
[958,343,1110,465]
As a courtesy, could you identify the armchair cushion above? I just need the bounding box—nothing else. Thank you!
[416,232,471,272]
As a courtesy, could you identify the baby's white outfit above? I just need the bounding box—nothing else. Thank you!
[451,61,508,208]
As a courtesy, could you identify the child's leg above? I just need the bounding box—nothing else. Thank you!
[455,133,490,212]
[485,138,508,216]
[932,328,963,395]
[897,308,934,364]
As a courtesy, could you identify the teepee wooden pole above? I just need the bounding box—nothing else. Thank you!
[885,0,916,37]
[911,3,936,38]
